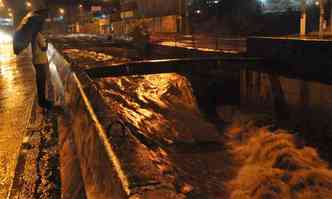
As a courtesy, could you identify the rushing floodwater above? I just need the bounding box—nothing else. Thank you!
[97,73,221,144]
[93,72,332,199]
[95,73,235,198]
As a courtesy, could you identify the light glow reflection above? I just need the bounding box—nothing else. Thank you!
[0,31,12,43]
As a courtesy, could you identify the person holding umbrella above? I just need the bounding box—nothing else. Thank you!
[31,8,53,110]
[13,7,53,110]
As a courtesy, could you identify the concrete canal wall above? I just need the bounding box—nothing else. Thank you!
[47,45,184,199]
[245,37,332,132]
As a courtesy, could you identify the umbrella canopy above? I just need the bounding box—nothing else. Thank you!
[13,11,46,55]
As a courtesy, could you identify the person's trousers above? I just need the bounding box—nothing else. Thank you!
[33,64,47,106]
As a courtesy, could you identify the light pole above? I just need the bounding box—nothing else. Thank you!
[318,0,325,36]
[178,0,182,33]
[300,0,307,36]
[313,0,326,36]
[59,8,66,33]
[77,4,83,33]
[214,0,220,50]
[330,0,332,32]
[178,0,190,34]
[185,0,190,35]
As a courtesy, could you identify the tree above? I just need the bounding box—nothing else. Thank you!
[264,0,300,12]
[219,0,263,34]
[189,0,263,35]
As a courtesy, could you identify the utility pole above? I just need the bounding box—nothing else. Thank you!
[319,0,325,36]
[300,0,306,36]
[214,0,220,50]
[330,0,332,32]
[185,0,190,34]
[178,0,189,34]
[178,0,183,33]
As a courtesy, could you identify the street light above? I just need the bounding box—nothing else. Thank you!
[26,2,32,8]
[59,8,65,15]
[214,0,221,50]
[0,0,4,8]
[300,0,307,36]
[317,0,324,36]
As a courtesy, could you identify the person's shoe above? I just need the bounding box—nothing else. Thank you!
[39,100,54,110]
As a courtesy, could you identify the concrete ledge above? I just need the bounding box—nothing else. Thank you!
[247,36,332,61]
[247,36,332,84]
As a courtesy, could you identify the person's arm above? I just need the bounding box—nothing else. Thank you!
[38,33,48,51]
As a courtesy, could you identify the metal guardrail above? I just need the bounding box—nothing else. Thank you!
[85,56,262,78]
[84,55,332,85]
[150,33,246,52]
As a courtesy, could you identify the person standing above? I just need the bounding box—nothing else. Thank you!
[31,29,53,110]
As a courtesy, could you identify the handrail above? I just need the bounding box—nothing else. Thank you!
[85,56,263,78]
[84,56,332,85]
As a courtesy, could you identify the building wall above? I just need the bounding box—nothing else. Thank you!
[112,15,178,34]
[72,19,110,34]
[136,0,179,17]
[121,0,179,17]
[115,0,181,34]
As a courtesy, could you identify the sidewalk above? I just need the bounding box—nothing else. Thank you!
[0,43,35,198]
[9,103,61,199]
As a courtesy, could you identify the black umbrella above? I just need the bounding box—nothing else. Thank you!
[13,10,46,55]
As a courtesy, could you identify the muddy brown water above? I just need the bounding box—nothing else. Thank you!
[92,71,332,199]
[94,73,238,198]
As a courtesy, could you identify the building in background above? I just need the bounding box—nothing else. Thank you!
[260,0,301,13]
[44,1,114,35]
[5,0,188,35]
[111,0,185,34]
[0,0,13,30]
[260,0,332,35]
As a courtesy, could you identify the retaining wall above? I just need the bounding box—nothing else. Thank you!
[47,44,182,199]
[245,36,332,131]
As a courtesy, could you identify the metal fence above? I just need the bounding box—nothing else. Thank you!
[150,33,246,53]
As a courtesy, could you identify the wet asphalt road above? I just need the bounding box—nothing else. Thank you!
[0,43,35,198]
